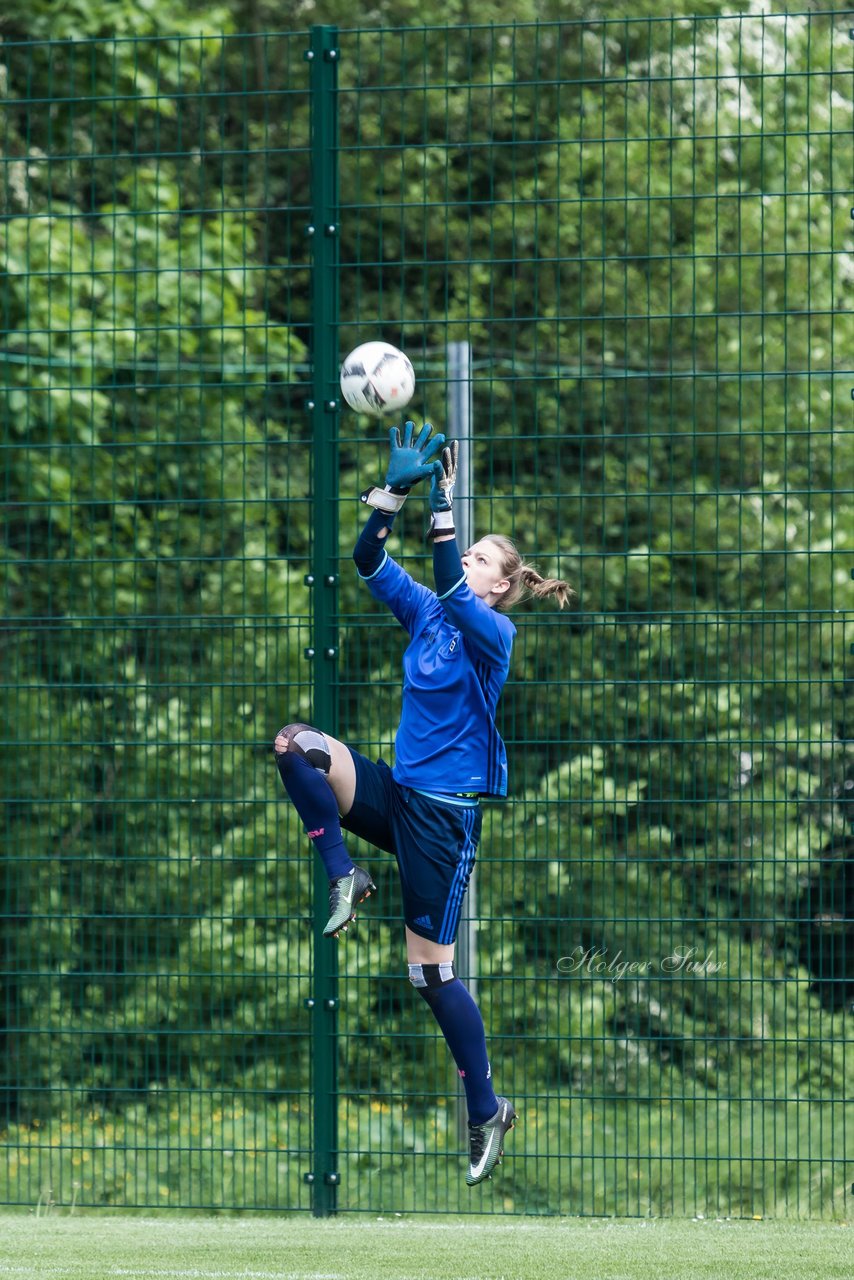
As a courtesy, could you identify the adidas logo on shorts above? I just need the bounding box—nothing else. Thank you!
[413,914,433,930]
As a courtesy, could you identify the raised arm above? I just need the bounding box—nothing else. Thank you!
[353,422,445,634]
[432,536,514,668]
[352,507,394,577]
[427,442,515,668]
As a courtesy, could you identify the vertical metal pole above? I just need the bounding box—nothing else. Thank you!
[447,342,478,1145]
[307,23,340,1218]
[448,342,473,554]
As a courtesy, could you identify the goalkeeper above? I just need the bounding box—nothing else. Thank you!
[274,422,572,1186]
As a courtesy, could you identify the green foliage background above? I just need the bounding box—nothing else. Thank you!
[0,0,851,1217]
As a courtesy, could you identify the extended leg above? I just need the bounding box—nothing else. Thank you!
[406,929,516,1185]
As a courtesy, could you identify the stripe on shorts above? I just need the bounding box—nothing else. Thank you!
[438,805,479,945]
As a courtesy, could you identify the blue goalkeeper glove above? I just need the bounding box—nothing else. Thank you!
[360,421,446,515]
[426,440,458,540]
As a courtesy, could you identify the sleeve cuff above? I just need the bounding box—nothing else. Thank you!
[358,549,389,581]
[437,572,467,601]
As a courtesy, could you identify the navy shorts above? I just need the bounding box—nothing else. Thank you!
[341,748,482,944]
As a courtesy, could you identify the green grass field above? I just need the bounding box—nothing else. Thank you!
[0,1214,850,1280]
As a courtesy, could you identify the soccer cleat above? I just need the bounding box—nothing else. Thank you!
[322,865,376,938]
[466,1097,517,1186]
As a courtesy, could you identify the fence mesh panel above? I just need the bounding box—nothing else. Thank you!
[1,13,852,1217]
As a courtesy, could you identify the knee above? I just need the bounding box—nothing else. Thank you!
[273,723,332,775]
[273,722,301,757]
[408,962,457,995]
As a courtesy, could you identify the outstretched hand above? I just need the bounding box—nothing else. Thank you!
[361,421,446,516]
[385,421,446,491]
[426,440,459,540]
[428,441,458,512]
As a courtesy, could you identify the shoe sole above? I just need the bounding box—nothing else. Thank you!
[324,883,376,939]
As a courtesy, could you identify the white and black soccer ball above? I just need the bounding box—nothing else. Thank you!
[339,341,415,416]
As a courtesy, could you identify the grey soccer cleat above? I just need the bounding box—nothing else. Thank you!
[322,865,376,938]
[466,1097,517,1186]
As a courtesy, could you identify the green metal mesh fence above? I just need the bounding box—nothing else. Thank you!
[1,13,852,1218]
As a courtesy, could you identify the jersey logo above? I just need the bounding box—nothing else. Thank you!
[413,914,433,930]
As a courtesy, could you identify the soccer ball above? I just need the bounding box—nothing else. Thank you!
[339,341,415,416]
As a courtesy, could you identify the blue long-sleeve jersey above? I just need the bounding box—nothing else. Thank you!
[354,525,515,797]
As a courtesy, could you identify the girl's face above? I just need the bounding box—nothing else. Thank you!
[461,539,510,606]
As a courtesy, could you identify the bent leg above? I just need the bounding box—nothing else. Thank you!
[273,723,356,816]
[274,723,379,938]
[273,722,357,881]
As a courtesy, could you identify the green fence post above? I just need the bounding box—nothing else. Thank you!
[307,22,340,1218]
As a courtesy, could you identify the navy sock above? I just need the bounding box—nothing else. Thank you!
[275,749,354,881]
[411,964,498,1126]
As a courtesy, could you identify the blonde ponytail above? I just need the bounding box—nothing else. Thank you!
[482,534,575,612]
[518,565,574,610]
